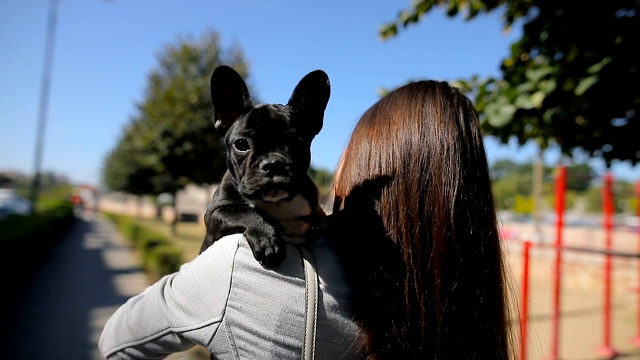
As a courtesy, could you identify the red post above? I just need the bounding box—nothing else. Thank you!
[633,180,640,346]
[520,240,532,360]
[597,173,618,357]
[549,165,567,360]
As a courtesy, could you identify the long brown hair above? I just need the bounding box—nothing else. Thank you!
[330,81,512,359]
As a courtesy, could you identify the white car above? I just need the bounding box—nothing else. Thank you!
[0,189,32,219]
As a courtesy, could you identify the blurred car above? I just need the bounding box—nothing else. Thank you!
[0,189,32,219]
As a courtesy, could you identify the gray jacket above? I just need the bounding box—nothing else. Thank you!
[99,233,363,359]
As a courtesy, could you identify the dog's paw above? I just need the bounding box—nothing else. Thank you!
[245,228,286,268]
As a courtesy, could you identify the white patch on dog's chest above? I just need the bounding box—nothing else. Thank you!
[256,194,313,244]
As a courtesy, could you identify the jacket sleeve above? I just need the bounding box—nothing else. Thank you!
[98,234,242,359]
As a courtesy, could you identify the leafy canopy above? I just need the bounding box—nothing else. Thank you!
[103,30,252,195]
[382,0,640,166]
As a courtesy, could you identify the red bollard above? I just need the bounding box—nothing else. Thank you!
[520,240,532,360]
[633,180,640,346]
[549,165,567,360]
[597,173,618,357]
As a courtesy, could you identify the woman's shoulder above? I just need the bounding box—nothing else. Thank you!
[198,233,244,260]
[196,234,341,282]
[180,234,247,278]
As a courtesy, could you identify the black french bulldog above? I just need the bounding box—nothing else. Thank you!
[199,65,329,268]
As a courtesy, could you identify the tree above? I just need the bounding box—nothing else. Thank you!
[491,159,542,210]
[308,167,334,192]
[136,31,252,190]
[381,0,640,166]
[102,119,163,217]
[566,163,595,193]
[491,158,523,181]
[102,30,252,229]
[102,121,156,197]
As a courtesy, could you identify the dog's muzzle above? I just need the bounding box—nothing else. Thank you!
[238,153,304,203]
[240,172,295,204]
[256,157,294,202]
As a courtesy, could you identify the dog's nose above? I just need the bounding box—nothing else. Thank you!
[260,159,289,176]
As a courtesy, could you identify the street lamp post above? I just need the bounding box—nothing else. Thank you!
[30,0,60,213]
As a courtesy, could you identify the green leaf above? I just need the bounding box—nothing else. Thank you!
[514,94,535,109]
[530,91,545,108]
[575,76,597,96]
[538,79,557,95]
[525,66,553,82]
[587,57,612,74]
[485,102,516,128]
[399,10,415,26]
[379,24,397,40]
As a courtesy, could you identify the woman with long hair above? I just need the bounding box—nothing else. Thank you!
[329,80,513,359]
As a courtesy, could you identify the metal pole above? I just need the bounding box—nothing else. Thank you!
[533,147,544,242]
[30,0,60,213]
[633,180,640,346]
[597,172,618,357]
[519,239,532,360]
[550,165,567,359]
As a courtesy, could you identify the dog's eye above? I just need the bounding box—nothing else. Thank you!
[233,139,250,153]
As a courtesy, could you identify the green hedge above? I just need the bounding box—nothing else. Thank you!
[0,200,76,305]
[146,244,183,278]
[0,200,75,259]
[103,213,183,279]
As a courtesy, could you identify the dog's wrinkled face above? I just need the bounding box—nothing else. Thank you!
[210,66,330,203]
[224,103,313,202]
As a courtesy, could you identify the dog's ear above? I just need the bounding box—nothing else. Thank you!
[287,70,330,137]
[210,65,254,135]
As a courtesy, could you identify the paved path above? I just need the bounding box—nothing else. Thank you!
[3,212,204,360]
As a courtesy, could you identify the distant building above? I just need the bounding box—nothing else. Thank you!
[174,184,218,222]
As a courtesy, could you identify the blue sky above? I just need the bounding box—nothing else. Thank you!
[1,0,639,186]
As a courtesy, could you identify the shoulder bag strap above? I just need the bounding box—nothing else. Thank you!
[299,245,318,360]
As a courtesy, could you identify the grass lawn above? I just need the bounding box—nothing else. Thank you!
[135,217,207,263]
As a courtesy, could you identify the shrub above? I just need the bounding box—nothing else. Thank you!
[146,244,183,280]
[122,221,141,244]
[0,200,74,254]
[104,213,142,244]
[0,200,75,304]
[137,233,170,267]
[102,212,183,278]
[137,234,168,253]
